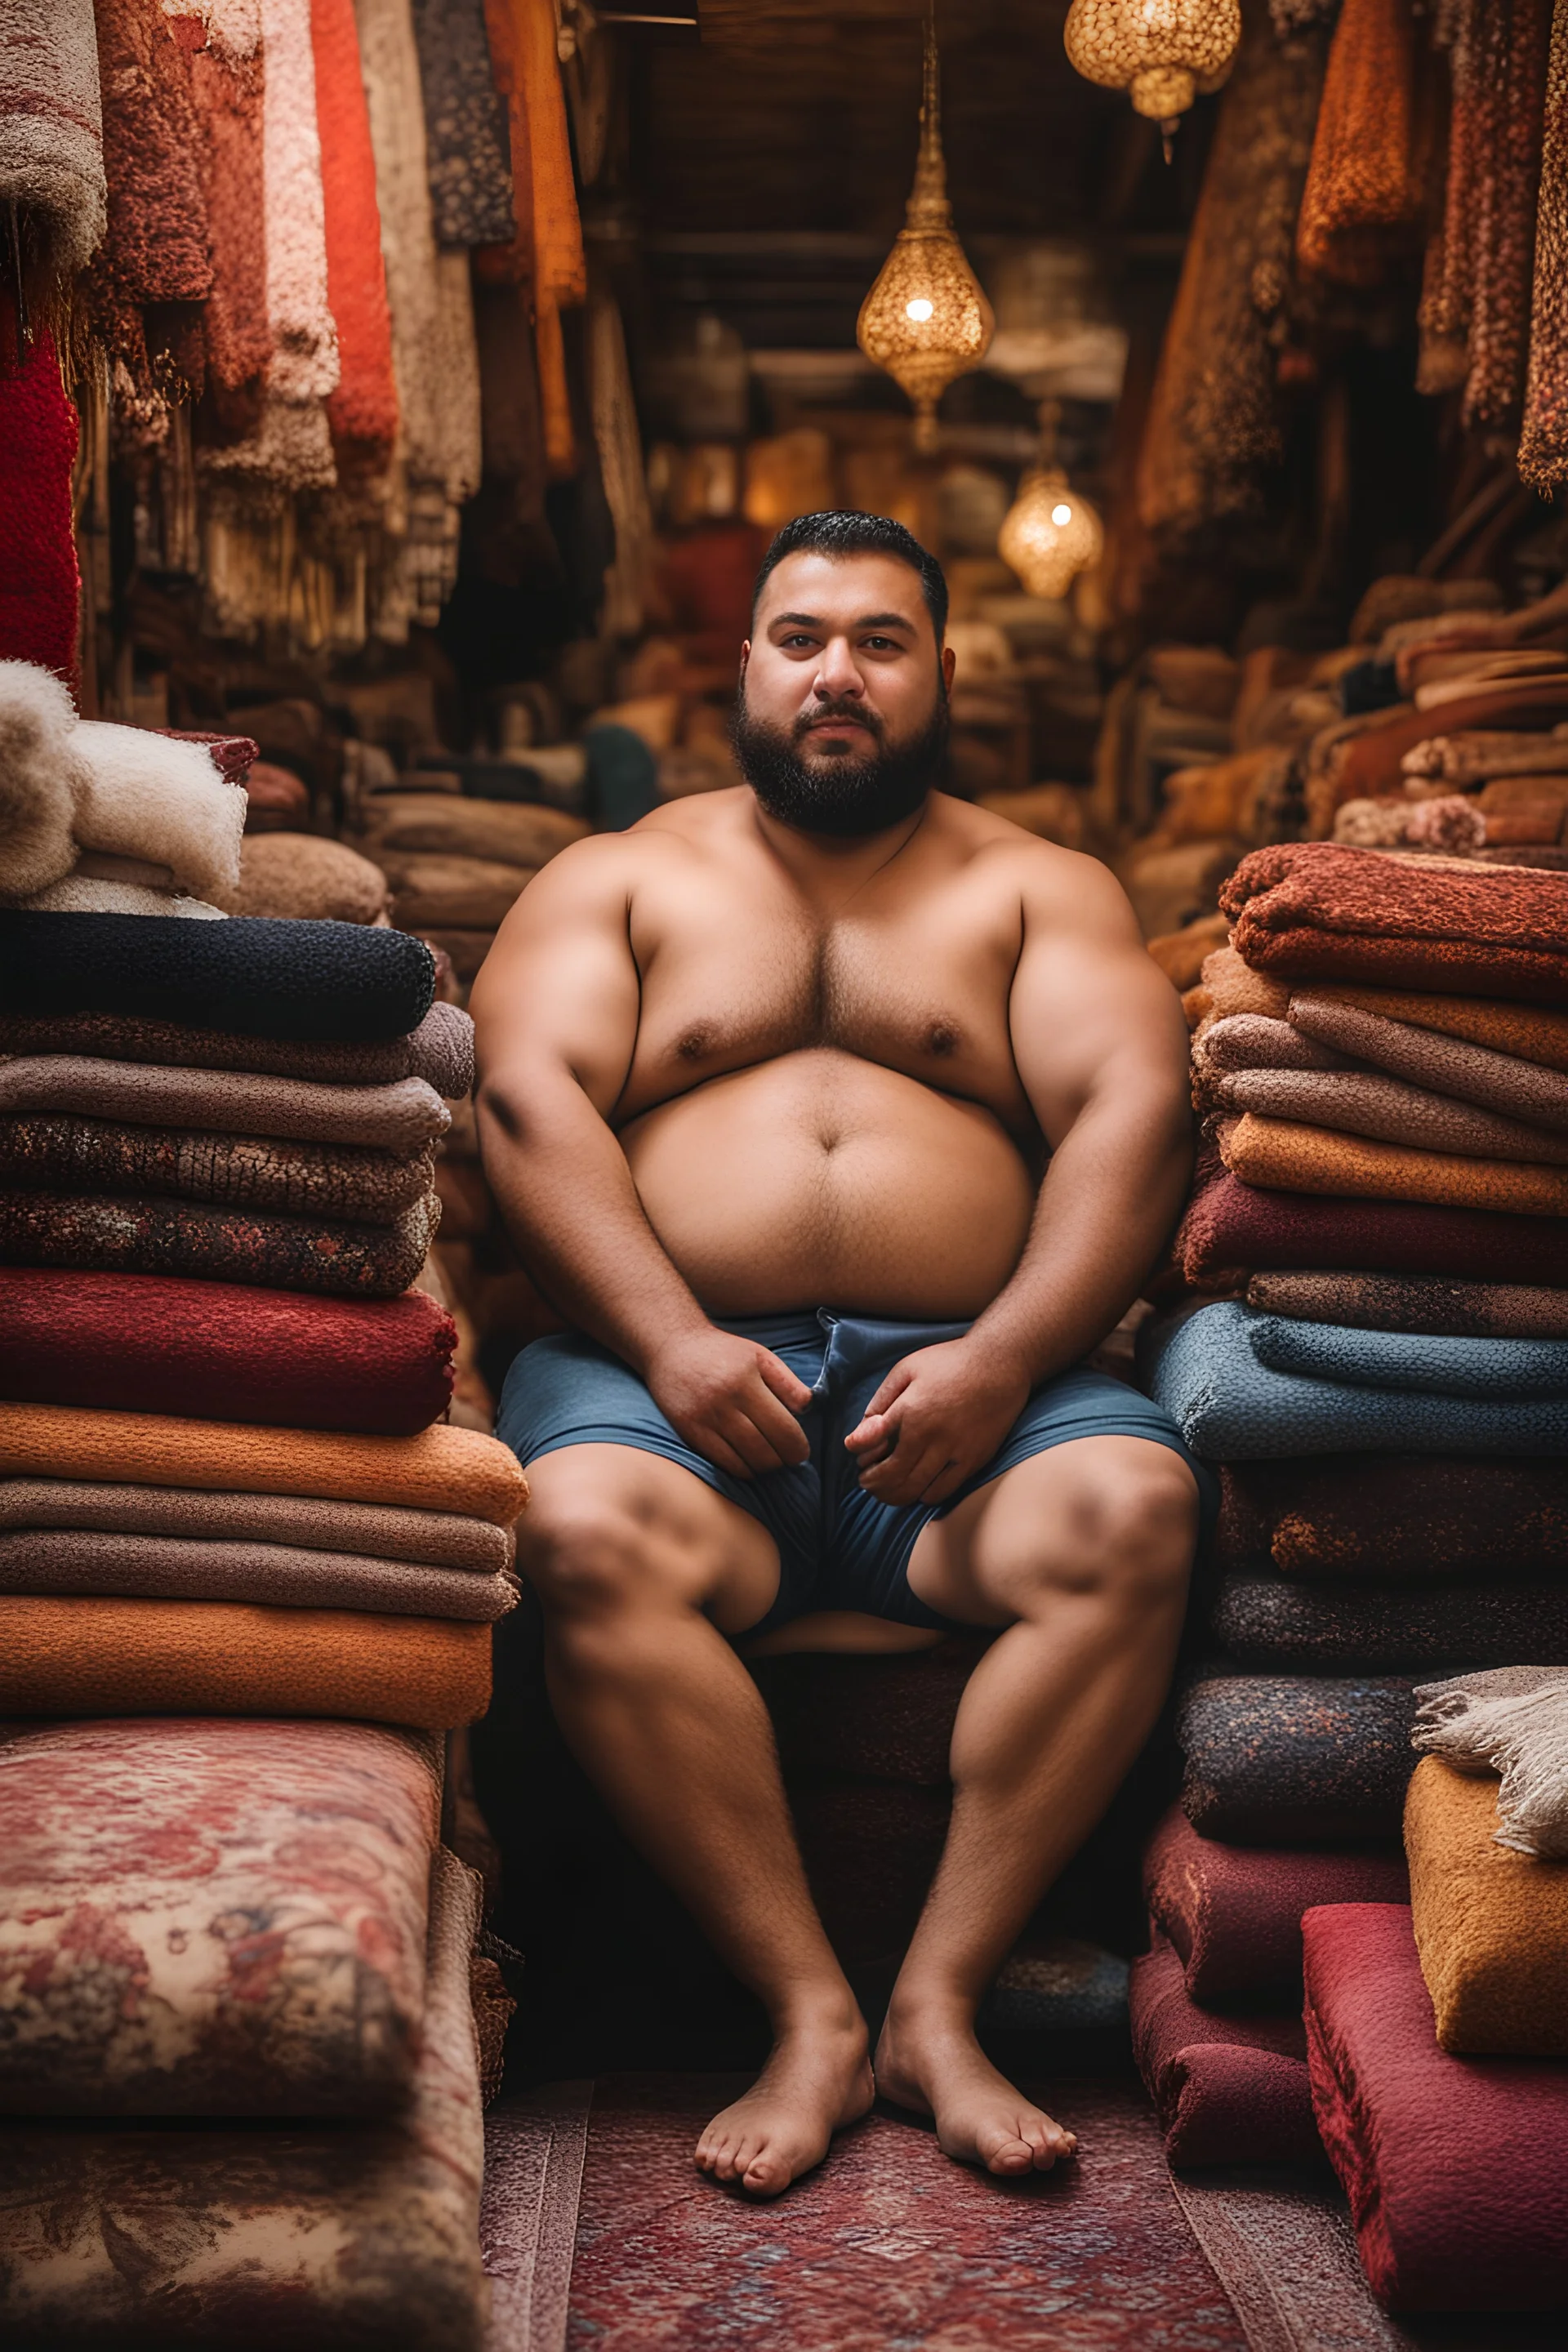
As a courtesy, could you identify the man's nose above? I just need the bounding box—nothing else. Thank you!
[814,635,865,697]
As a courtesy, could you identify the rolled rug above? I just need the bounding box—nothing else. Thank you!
[1245,1269,1568,1339]
[1176,1167,1568,1290]
[1144,1301,1568,1459]
[1303,1902,1568,2310]
[1219,841,1568,1002]
[1325,683,1568,804]
[0,1114,434,1225]
[0,1400,528,1524]
[0,1056,449,1151]
[1246,1312,1568,1396]
[380,850,536,930]
[0,998,474,1093]
[1217,1114,1568,1218]
[1129,1932,1319,2170]
[0,912,435,1041]
[0,1716,438,2117]
[1217,1454,1568,1579]
[1208,1067,1568,1164]
[0,1477,512,1575]
[355,791,586,867]
[1214,1575,1568,1673]
[0,1268,457,1434]
[1289,991,1568,1130]
[1405,1757,1568,2056]
[1289,980,1568,1071]
[0,1186,439,1300]
[1178,1673,1418,1843]
[1144,1804,1406,2002]
[0,1846,487,2351]
[1411,1664,1568,1859]
[0,1595,491,1726]
[0,1528,515,1621]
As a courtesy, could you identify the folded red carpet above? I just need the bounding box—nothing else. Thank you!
[1176,1168,1568,1288]
[1129,1933,1320,2169]
[1216,1453,1568,1578]
[0,1716,438,2116]
[1303,1902,1568,2310]
[1220,842,1568,1002]
[0,1267,455,1432]
[1144,1805,1407,2002]
[1178,1673,1417,1844]
[1215,1574,1568,1672]
[0,1186,437,1298]
[0,1595,491,1727]
[0,1846,486,2349]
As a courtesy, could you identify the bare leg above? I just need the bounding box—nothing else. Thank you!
[518,1445,872,2195]
[874,1437,1197,2175]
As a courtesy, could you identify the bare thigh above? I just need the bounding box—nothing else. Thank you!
[517,1443,784,1636]
[905,1436,1200,1627]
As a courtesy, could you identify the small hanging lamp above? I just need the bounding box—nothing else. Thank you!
[997,403,1104,602]
[1062,0,1241,160]
[857,2,993,454]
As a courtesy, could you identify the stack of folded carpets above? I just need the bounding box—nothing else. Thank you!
[0,904,528,1723]
[1132,840,1568,2173]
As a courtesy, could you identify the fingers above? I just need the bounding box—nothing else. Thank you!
[858,1439,959,1508]
[843,1410,895,1459]
[756,1350,815,1415]
[740,1378,812,1467]
[862,1360,914,1422]
[715,1402,802,1477]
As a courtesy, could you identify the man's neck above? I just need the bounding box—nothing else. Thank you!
[747,794,933,905]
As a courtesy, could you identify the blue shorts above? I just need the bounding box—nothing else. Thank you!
[497,1310,1215,1638]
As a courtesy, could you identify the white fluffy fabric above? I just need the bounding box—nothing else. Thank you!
[0,0,107,277]
[1414,1667,1568,1858]
[0,662,87,898]
[17,875,228,919]
[71,722,246,902]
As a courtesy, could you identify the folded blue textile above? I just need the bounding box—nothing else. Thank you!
[1249,1315,1568,1398]
[1143,1302,1568,1460]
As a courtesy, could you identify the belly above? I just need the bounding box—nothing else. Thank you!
[620,1049,1036,1317]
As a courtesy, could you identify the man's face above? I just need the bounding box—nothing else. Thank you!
[732,550,956,838]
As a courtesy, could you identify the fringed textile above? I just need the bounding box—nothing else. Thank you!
[187,8,270,431]
[1520,1,1568,487]
[589,279,652,639]
[1295,0,1425,287]
[1463,0,1551,433]
[310,0,399,483]
[0,0,105,286]
[410,0,514,246]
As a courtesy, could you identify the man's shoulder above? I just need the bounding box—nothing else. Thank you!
[934,796,1140,942]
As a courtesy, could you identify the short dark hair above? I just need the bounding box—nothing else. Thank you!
[751,510,949,644]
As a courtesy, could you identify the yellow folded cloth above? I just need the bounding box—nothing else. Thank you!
[1217,1114,1568,1218]
[1405,1756,1568,2055]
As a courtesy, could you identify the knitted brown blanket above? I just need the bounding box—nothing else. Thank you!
[0,1595,491,1726]
[0,1057,450,1150]
[0,1476,512,1573]
[1246,1270,1568,1339]
[0,1115,434,1225]
[1290,992,1568,1129]
[0,1401,528,1524]
[1192,1013,1348,1083]
[0,1001,474,1094]
[0,1526,514,1621]
[1216,1454,1568,1579]
[0,1188,439,1299]
[1294,986,1568,1070]
[1208,1069,1568,1164]
[1217,1114,1568,1217]
[1222,842,1568,1000]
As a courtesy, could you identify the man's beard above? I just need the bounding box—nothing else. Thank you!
[730,687,949,838]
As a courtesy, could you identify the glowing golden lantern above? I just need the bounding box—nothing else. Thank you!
[857,3,993,454]
[1063,0,1241,158]
[998,407,1104,601]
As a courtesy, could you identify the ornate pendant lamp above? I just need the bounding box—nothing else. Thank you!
[857,2,993,453]
[1063,0,1241,159]
[997,403,1104,602]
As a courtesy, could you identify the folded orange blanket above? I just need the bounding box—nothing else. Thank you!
[1209,1068,1568,1165]
[0,1402,528,1525]
[1218,1115,1568,1218]
[1405,1757,1568,2056]
[0,1596,491,1727]
[1221,843,1568,1002]
[1294,983,1568,1071]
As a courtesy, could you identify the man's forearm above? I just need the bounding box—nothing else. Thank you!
[967,1089,1191,1388]
[477,1076,711,1375]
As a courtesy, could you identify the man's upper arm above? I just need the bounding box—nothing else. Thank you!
[1006,848,1192,1147]
[469,838,643,1120]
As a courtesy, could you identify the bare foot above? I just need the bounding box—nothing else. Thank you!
[695,2010,874,2198]
[875,2007,1078,2177]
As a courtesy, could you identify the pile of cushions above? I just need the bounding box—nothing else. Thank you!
[1133,842,1568,2185]
[1301,1672,1568,2311]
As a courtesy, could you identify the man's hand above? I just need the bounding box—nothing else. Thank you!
[843,1337,1030,1508]
[644,1328,814,1480]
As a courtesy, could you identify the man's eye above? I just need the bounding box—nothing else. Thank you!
[783,635,815,649]
[863,638,898,652]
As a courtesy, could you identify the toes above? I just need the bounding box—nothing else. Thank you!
[984,2135,1036,2176]
[742,2153,791,2198]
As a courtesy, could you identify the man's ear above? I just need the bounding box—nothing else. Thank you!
[941,642,956,693]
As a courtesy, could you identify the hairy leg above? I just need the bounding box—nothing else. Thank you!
[875,1437,1198,2175]
[518,1445,871,2195]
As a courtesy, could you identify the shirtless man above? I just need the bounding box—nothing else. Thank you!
[471,510,1209,2202]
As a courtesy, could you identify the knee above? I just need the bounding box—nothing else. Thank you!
[516,1488,669,1623]
[1031,1458,1197,1619]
